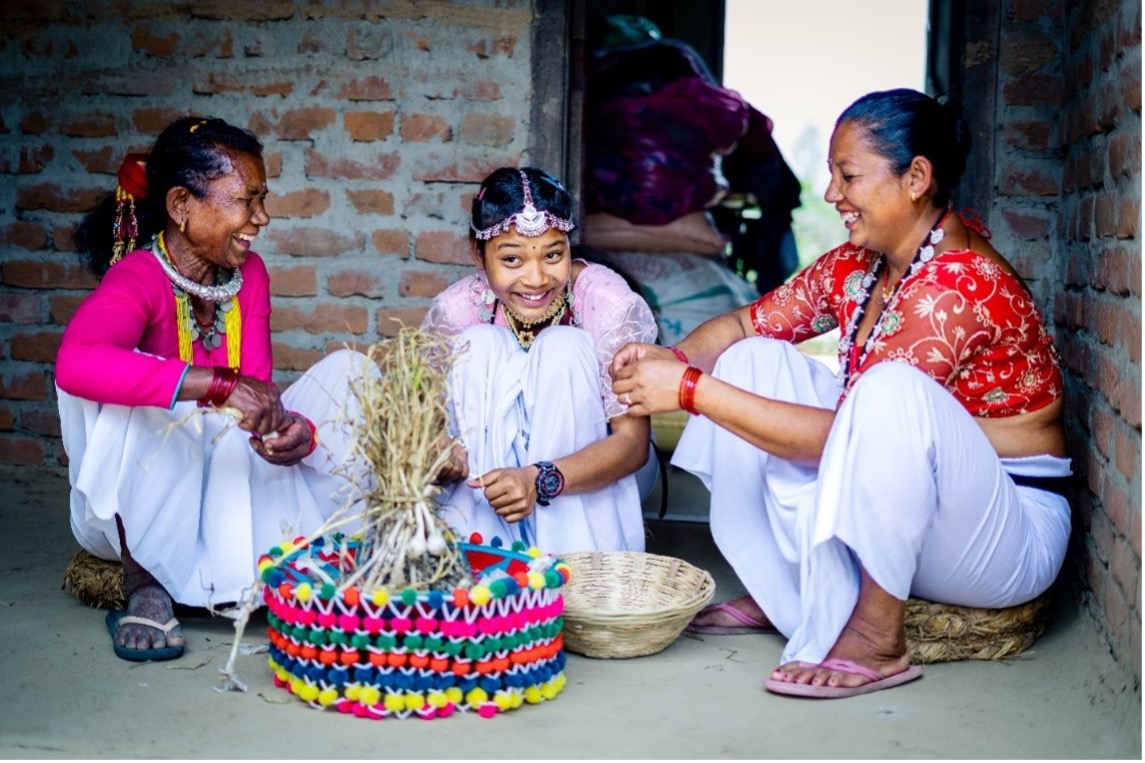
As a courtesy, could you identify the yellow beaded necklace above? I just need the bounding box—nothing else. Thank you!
[156,232,242,367]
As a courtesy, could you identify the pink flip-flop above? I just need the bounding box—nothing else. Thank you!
[764,658,923,699]
[685,601,776,635]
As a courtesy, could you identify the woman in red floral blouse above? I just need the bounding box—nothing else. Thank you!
[612,89,1070,700]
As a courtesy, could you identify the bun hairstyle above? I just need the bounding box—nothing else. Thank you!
[74,116,264,278]
[469,167,575,256]
[836,89,971,208]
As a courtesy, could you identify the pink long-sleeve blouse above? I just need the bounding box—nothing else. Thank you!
[56,247,273,408]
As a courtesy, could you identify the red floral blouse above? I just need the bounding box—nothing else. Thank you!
[748,241,1062,417]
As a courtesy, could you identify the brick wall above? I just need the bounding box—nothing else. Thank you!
[1055,0,1141,682]
[0,0,545,467]
[980,0,1141,681]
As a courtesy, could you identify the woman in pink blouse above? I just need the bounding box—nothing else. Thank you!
[58,118,368,662]
[421,167,658,554]
[612,90,1071,699]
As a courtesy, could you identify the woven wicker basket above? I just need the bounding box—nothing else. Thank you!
[560,551,716,659]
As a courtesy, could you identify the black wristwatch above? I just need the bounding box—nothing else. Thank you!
[533,460,565,506]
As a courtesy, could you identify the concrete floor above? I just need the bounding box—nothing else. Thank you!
[0,462,1140,759]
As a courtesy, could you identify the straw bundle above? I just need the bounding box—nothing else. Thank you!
[338,328,467,593]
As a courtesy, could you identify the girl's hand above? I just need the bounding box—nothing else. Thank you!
[435,441,469,485]
[467,466,537,523]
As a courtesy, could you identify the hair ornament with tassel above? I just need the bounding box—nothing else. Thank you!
[111,153,148,265]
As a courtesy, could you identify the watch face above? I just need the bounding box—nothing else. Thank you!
[538,468,563,498]
[536,461,564,502]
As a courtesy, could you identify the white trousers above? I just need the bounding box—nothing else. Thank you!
[59,349,372,607]
[672,338,1071,665]
[437,324,649,554]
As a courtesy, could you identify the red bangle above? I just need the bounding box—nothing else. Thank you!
[669,346,689,364]
[292,412,319,456]
[678,366,703,416]
[198,366,240,408]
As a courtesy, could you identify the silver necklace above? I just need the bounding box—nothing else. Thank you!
[151,234,243,303]
[836,209,951,389]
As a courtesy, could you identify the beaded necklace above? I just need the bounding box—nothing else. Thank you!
[837,209,951,389]
[153,232,243,366]
[501,289,569,351]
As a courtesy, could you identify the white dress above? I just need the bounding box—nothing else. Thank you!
[59,350,373,607]
[672,338,1072,665]
[421,263,659,554]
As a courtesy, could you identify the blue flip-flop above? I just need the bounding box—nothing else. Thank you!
[105,610,185,662]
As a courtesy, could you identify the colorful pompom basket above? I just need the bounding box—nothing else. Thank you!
[260,533,569,720]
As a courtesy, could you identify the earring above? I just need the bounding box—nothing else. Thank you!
[909,192,918,203]
[477,274,496,323]
[180,219,187,233]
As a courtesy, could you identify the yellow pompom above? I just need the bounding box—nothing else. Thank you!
[511,691,524,709]
[404,693,425,711]
[295,582,312,602]
[384,693,405,712]
[527,546,542,559]
[279,540,295,555]
[299,683,320,703]
[523,686,543,704]
[527,572,546,590]
[466,687,488,707]
[469,585,491,606]
[318,688,339,707]
[445,687,463,705]
[257,558,274,574]
[371,588,389,606]
[289,678,304,696]
[427,691,449,708]
[360,686,381,707]
[541,682,557,700]
[345,684,362,701]
[493,691,514,711]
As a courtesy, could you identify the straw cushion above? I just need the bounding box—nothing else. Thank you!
[62,550,125,611]
[561,551,716,659]
[905,593,1052,664]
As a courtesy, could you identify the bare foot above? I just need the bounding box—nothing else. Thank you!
[769,569,910,690]
[689,594,774,631]
[115,584,186,652]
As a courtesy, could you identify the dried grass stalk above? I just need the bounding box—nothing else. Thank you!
[342,327,467,592]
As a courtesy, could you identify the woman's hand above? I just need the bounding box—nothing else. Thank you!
[612,355,690,416]
[467,466,538,524]
[609,341,671,377]
[249,412,314,466]
[435,441,469,485]
[223,376,291,436]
